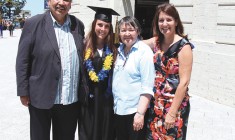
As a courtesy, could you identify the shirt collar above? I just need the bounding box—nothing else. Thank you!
[119,39,140,55]
[50,12,71,27]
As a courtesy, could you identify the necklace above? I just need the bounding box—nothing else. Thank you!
[84,46,113,82]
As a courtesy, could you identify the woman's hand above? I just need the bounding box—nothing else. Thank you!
[133,113,144,131]
[164,113,176,130]
[133,94,152,131]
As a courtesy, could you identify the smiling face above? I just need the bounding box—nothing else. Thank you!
[48,0,72,24]
[158,11,177,37]
[95,19,111,41]
[119,23,139,48]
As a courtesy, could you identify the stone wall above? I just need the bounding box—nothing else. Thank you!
[171,0,235,107]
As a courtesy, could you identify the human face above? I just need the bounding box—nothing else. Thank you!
[95,19,111,41]
[48,0,72,24]
[119,23,138,48]
[158,11,177,36]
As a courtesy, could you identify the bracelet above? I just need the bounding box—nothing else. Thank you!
[168,113,176,118]
[136,111,145,116]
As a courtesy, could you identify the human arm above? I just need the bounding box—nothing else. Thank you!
[142,36,157,51]
[133,43,155,131]
[164,44,193,129]
[133,94,152,131]
[16,21,33,106]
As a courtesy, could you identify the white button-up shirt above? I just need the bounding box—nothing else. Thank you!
[51,13,80,105]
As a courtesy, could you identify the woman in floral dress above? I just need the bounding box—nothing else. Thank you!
[144,3,194,140]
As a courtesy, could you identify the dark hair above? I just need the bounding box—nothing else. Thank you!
[118,16,142,39]
[84,19,116,59]
[152,3,187,44]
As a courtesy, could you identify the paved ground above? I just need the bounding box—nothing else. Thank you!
[0,29,235,140]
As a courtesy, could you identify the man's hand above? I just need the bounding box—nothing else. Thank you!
[20,96,30,107]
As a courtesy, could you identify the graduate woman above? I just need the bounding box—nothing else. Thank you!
[79,6,119,140]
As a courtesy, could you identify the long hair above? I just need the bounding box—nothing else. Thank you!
[84,19,117,60]
[152,3,187,44]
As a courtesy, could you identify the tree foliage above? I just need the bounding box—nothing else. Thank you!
[0,0,26,20]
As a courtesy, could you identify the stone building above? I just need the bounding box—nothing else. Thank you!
[71,0,235,107]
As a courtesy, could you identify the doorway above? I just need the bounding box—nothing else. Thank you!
[134,0,169,39]
[135,5,155,39]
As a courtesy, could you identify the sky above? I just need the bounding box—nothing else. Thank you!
[23,0,45,16]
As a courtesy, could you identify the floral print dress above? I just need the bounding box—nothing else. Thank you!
[146,38,193,140]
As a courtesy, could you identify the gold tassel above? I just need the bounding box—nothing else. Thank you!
[114,16,119,46]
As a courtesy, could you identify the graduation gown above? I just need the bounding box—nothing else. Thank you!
[80,48,115,140]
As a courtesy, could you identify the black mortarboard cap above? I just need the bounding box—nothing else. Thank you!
[88,6,120,23]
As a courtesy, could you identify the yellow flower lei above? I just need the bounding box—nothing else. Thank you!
[84,47,113,82]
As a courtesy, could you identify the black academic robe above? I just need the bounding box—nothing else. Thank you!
[79,48,115,140]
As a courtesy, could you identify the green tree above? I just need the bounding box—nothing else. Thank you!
[0,0,26,21]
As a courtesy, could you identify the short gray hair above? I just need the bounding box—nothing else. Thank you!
[118,16,142,37]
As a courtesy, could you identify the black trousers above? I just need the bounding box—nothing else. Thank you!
[28,102,79,140]
[114,109,149,140]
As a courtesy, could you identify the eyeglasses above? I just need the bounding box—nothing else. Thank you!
[123,55,129,67]
[117,51,129,67]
